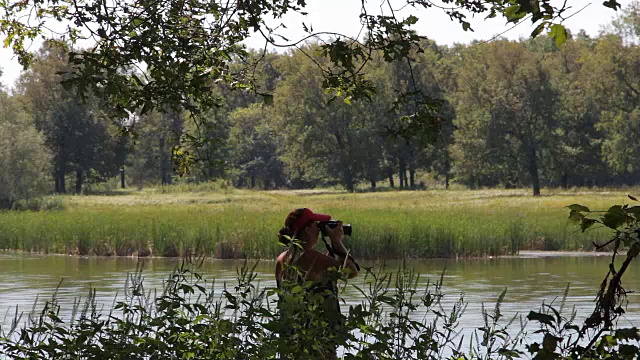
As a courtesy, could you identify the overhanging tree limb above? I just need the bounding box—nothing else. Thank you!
[0,0,622,118]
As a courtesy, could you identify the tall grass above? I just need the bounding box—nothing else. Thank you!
[0,188,625,259]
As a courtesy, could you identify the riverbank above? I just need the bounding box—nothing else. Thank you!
[0,187,627,259]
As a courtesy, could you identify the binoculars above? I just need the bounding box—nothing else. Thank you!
[318,220,352,237]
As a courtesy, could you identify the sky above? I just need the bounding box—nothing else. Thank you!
[0,0,633,90]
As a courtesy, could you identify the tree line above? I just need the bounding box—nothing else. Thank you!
[1,4,640,205]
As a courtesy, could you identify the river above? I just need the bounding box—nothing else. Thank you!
[0,252,638,337]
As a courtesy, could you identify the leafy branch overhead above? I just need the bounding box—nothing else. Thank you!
[0,0,622,118]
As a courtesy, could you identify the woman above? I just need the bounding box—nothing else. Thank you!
[276,208,359,285]
[275,208,359,359]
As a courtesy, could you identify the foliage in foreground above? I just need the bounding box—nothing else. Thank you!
[0,258,637,359]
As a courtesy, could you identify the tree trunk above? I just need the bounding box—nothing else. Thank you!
[58,165,66,194]
[409,165,416,189]
[250,175,256,188]
[159,136,167,185]
[529,149,541,196]
[445,173,450,189]
[409,146,416,189]
[387,166,394,188]
[399,158,406,189]
[367,156,377,191]
[54,174,60,193]
[561,171,568,189]
[333,130,355,193]
[120,167,126,189]
[344,169,355,192]
[75,169,83,194]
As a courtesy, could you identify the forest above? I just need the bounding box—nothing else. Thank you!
[2,3,640,207]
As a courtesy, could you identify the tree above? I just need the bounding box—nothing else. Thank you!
[272,45,382,191]
[376,41,454,189]
[0,89,51,208]
[542,35,608,188]
[227,104,285,189]
[594,37,640,183]
[585,9,640,184]
[183,110,229,182]
[17,43,128,193]
[128,110,185,187]
[452,40,557,196]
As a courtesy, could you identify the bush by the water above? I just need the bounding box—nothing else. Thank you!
[10,196,65,212]
[0,260,637,359]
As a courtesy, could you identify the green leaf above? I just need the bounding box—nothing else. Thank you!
[567,204,590,213]
[261,93,273,106]
[405,15,418,25]
[527,311,555,326]
[542,333,559,352]
[603,334,617,346]
[498,348,522,357]
[504,5,524,22]
[549,24,567,47]
[581,218,597,232]
[530,22,546,38]
[619,344,640,357]
[602,205,628,229]
[603,0,622,10]
[569,210,584,224]
[627,242,640,258]
[615,327,640,340]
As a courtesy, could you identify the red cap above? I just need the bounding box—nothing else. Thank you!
[286,208,331,233]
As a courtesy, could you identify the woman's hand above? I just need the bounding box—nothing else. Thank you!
[324,221,359,278]
[325,221,344,244]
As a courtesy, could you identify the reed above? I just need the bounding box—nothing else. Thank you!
[0,187,629,259]
[0,260,635,359]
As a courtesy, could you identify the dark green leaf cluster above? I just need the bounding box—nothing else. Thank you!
[0,0,621,117]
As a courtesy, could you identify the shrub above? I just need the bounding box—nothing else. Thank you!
[10,196,65,212]
[0,260,637,359]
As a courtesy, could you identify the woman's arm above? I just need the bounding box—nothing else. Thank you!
[326,222,359,278]
[275,254,284,288]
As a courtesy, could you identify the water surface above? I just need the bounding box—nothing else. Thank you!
[0,252,638,333]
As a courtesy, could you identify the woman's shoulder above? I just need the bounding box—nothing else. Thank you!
[305,250,339,267]
[276,251,288,263]
[276,249,338,269]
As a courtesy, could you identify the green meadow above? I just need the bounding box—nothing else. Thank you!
[0,187,630,259]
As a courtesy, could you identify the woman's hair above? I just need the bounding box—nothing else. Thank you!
[277,226,296,245]
[278,208,311,245]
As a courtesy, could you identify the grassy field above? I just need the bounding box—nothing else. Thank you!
[0,187,632,259]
